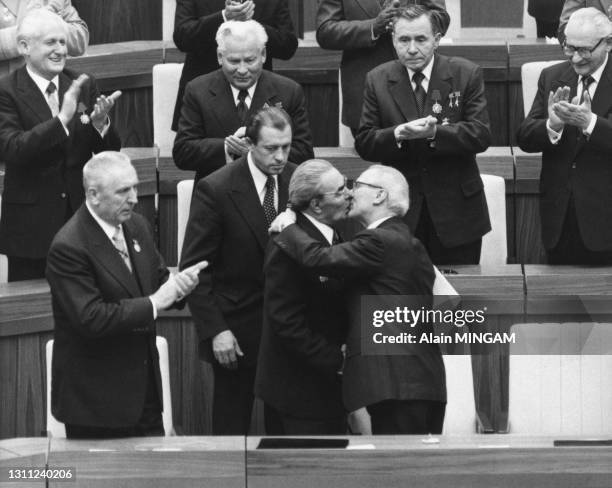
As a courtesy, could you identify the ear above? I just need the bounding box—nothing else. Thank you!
[372,189,387,206]
[17,39,29,57]
[217,49,223,66]
[261,47,267,65]
[433,32,441,50]
[86,187,99,205]
[308,198,322,214]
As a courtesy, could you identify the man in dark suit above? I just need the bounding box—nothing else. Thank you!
[558,0,612,42]
[46,152,207,439]
[256,159,350,435]
[355,6,491,264]
[173,19,312,182]
[528,0,564,38]
[180,106,297,435]
[171,0,298,130]
[316,0,449,133]
[518,8,612,264]
[0,9,121,282]
[273,164,445,435]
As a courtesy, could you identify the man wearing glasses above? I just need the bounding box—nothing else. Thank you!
[270,165,445,435]
[518,7,612,264]
[256,159,350,434]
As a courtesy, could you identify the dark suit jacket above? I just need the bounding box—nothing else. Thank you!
[180,156,296,368]
[275,217,445,412]
[255,213,347,419]
[316,0,449,129]
[173,69,313,182]
[46,206,167,428]
[355,56,491,248]
[528,0,564,22]
[0,67,121,259]
[171,0,298,129]
[517,58,612,251]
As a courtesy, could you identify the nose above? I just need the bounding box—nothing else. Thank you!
[407,40,418,53]
[127,187,138,204]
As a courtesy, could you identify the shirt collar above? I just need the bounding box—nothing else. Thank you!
[407,55,435,85]
[247,151,277,197]
[26,66,59,98]
[301,212,335,245]
[86,200,123,242]
[582,52,608,85]
[367,215,394,229]
[230,82,258,106]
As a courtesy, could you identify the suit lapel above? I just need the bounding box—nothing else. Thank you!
[427,55,453,116]
[354,0,381,19]
[250,72,276,118]
[123,221,151,295]
[591,56,612,117]
[228,158,269,251]
[297,213,330,245]
[81,208,142,297]
[209,72,243,132]
[15,67,54,124]
[388,61,420,122]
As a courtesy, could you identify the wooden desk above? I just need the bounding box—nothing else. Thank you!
[247,435,612,488]
[47,437,244,488]
[446,266,524,432]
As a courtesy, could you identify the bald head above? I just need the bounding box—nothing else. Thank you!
[566,7,612,39]
[84,152,139,226]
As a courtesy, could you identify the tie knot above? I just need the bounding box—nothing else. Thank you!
[266,175,276,191]
[412,71,425,86]
[46,81,57,95]
[238,89,248,102]
[582,75,595,89]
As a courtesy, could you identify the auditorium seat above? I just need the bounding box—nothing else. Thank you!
[337,71,355,148]
[480,174,507,265]
[177,179,194,262]
[45,337,175,437]
[521,60,565,116]
[152,63,184,157]
[508,323,612,435]
[0,194,6,283]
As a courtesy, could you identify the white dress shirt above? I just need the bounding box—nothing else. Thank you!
[247,152,278,211]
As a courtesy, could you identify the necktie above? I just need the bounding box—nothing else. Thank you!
[46,81,59,117]
[236,89,248,125]
[263,176,277,227]
[332,231,341,245]
[580,75,595,104]
[412,71,426,116]
[112,226,132,272]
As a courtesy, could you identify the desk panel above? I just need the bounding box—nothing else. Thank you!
[0,438,48,488]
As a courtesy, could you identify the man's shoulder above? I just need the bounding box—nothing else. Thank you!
[436,54,480,73]
[185,69,224,94]
[260,70,302,92]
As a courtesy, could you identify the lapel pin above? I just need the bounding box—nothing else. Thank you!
[442,117,450,126]
[77,102,90,124]
[448,92,455,107]
[132,239,141,253]
[431,89,442,114]
[454,91,461,107]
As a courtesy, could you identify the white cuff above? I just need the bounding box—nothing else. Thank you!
[583,113,597,137]
[546,119,563,145]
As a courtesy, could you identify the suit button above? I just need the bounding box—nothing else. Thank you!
[60,192,67,198]
[571,162,576,169]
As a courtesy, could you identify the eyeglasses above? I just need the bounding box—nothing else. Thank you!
[353,180,385,191]
[320,176,351,197]
[562,38,605,59]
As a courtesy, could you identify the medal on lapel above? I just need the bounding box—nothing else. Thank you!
[442,117,450,126]
[132,239,141,253]
[77,102,90,125]
[448,92,455,108]
[453,91,461,108]
[431,90,442,115]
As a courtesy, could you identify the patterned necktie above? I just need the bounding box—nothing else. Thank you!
[412,71,426,116]
[46,81,59,117]
[236,89,248,125]
[580,75,595,104]
[112,226,132,272]
[263,176,277,227]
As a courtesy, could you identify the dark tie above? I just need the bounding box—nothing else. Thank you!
[263,176,277,227]
[332,231,341,245]
[580,75,595,104]
[412,71,426,116]
[46,81,59,116]
[236,89,248,124]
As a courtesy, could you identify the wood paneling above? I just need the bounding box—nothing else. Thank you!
[461,0,523,27]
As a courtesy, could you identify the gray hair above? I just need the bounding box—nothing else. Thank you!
[288,159,335,212]
[364,164,409,217]
[17,8,68,44]
[83,151,133,191]
[216,20,268,52]
[566,7,612,38]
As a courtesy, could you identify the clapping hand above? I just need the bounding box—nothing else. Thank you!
[553,90,593,131]
[224,0,255,21]
[90,91,122,131]
[547,86,570,131]
[394,116,437,141]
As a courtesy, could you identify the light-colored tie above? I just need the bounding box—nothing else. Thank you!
[46,82,59,117]
[112,226,132,272]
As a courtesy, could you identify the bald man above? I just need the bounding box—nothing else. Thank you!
[0,8,120,281]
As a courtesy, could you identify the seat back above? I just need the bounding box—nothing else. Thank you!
[521,60,565,116]
[46,337,174,437]
[442,354,477,434]
[176,179,194,262]
[0,194,6,283]
[152,63,184,157]
[480,174,507,265]
[508,323,612,435]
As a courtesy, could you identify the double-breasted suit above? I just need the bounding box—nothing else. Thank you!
[517,58,612,253]
[0,67,121,261]
[47,206,167,428]
[173,69,313,182]
[171,0,298,129]
[355,56,491,250]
